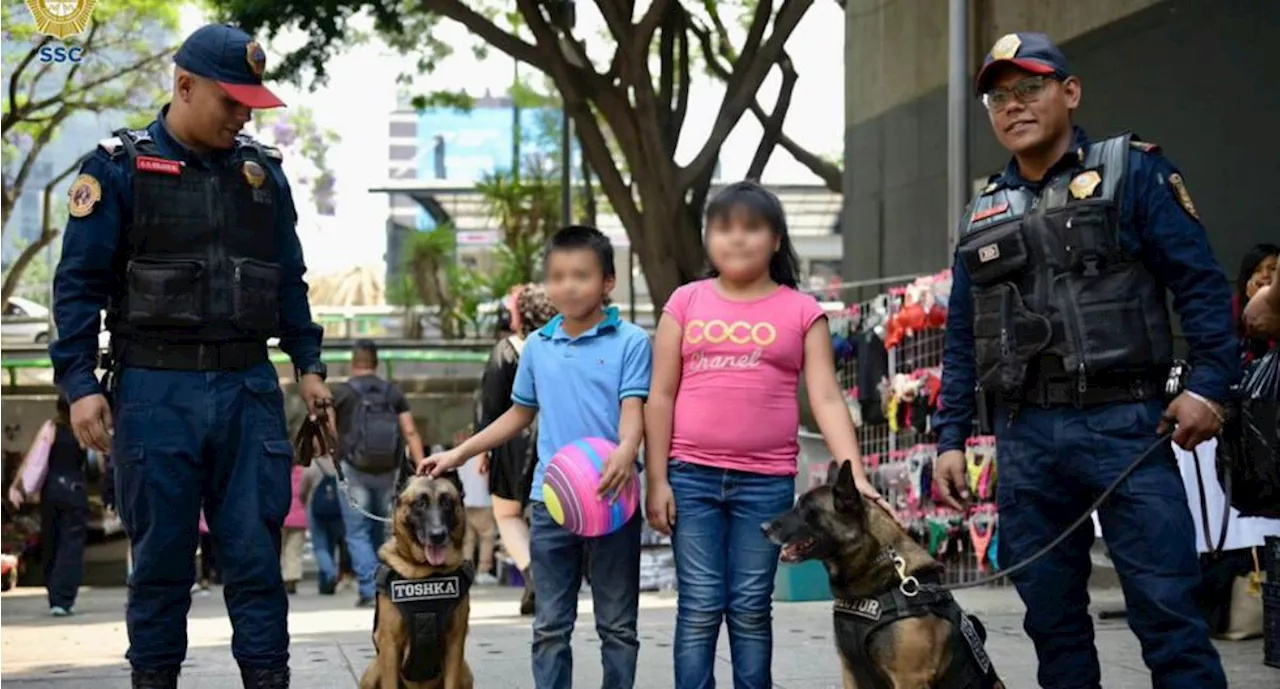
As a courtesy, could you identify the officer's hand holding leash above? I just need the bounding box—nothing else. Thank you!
[933,450,970,511]
[70,393,114,454]
[1160,391,1223,450]
[297,372,336,444]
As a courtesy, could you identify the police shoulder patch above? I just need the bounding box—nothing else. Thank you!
[1129,140,1160,154]
[263,145,283,161]
[67,174,102,218]
[1167,173,1199,221]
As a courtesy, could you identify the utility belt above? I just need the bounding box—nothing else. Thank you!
[1002,365,1167,408]
[115,339,269,372]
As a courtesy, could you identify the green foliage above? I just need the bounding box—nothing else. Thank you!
[478,166,561,297]
[411,89,477,113]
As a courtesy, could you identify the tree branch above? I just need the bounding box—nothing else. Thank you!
[3,106,72,234]
[419,0,550,71]
[678,0,813,190]
[688,17,842,192]
[745,52,796,181]
[0,154,84,305]
[3,37,52,134]
[16,44,175,125]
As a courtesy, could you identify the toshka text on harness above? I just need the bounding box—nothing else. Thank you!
[372,561,475,683]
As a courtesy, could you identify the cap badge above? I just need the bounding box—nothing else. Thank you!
[245,40,267,78]
[990,34,1021,60]
[242,160,266,189]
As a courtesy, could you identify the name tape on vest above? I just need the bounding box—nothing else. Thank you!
[834,597,882,622]
[390,576,462,603]
[136,156,183,176]
[958,613,992,674]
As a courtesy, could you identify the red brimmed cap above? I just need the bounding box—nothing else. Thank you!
[975,32,1071,95]
[174,24,285,109]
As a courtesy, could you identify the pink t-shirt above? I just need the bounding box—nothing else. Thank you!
[663,279,826,476]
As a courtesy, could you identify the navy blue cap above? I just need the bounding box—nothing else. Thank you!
[174,24,284,109]
[975,32,1071,95]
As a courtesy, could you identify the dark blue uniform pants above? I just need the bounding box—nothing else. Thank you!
[996,399,1226,689]
[112,362,293,670]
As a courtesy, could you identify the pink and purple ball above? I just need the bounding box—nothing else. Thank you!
[542,437,639,537]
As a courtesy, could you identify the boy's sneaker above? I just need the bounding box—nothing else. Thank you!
[475,573,498,586]
[49,606,73,617]
[355,596,375,608]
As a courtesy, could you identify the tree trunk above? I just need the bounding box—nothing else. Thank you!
[0,230,59,305]
[633,200,705,309]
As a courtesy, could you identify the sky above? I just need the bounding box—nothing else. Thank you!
[178,3,846,276]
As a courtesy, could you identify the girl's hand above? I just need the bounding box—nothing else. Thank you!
[855,478,894,519]
[8,485,23,509]
[646,480,677,535]
[477,452,490,476]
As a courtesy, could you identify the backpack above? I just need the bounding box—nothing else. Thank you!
[341,376,403,473]
[311,473,342,519]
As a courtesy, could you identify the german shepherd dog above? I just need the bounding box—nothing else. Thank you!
[360,474,474,689]
[762,462,1003,689]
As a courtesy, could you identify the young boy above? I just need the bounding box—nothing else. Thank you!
[421,225,652,689]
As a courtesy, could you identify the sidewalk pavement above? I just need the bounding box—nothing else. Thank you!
[1,582,1274,688]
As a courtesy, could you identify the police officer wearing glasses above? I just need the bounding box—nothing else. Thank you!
[50,24,330,689]
[933,33,1233,688]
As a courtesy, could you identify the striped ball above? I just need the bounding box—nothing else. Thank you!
[542,437,638,537]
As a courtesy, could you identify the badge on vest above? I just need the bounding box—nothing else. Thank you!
[242,160,266,189]
[390,576,462,604]
[978,244,1000,263]
[834,597,882,622]
[1068,170,1102,200]
[67,174,101,218]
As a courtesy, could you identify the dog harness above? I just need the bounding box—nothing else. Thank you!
[372,562,475,683]
[832,551,1003,689]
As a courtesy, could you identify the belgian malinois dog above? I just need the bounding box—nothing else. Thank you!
[763,461,1003,689]
[360,474,474,689]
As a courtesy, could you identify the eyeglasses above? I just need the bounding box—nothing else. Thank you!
[982,76,1056,112]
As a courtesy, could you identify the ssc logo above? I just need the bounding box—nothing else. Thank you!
[684,319,776,346]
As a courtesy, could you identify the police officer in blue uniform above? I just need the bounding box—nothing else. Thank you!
[933,33,1234,688]
[50,23,330,689]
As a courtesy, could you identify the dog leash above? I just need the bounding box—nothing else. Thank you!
[930,431,1174,593]
[295,401,394,524]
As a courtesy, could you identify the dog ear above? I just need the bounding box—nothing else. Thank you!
[825,460,842,485]
[443,470,465,502]
[830,460,864,516]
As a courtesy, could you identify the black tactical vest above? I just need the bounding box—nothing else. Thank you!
[955,134,1173,393]
[103,129,282,344]
[833,586,1003,689]
[372,562,475,683]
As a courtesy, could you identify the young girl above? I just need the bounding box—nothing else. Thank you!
[645,181,886,689]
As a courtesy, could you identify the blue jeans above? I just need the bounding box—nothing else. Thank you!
[668,460,796,689]
[529,501,641,689]
[111,363,292,670]
[308,510,343,588]
[338,463,396,600]
[997,400,1226,689]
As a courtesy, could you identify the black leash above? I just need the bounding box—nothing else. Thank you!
[937,431,1176,592]
[295,401,393,524]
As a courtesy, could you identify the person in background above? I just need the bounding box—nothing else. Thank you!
[192,511,216,595]
[299,455,344,595]
[332,339,425,607]
[477,284,558,615]
[280,465,308,594]
[457,432,499,584]
[7,395,90,617]
[1242,245,1280,342]
[1233,244,1274,353]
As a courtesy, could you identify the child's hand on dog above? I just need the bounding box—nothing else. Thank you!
[419,448,465,478]
[597,448,638,503]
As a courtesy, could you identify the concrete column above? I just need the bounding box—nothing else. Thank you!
[947,0,970,253]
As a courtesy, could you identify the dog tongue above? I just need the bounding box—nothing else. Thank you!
[426,545,447,567]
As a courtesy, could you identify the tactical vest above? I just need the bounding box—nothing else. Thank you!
[103,129,283,344]
[955,134,1173,393]
[833,585,1003,689]
[372,562,475,683]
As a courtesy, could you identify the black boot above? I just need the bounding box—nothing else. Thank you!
[240,666,290,688]
[131,667,179,689]
[519,566,536,616]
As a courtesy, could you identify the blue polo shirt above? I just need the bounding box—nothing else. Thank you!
[512,306,653,502]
